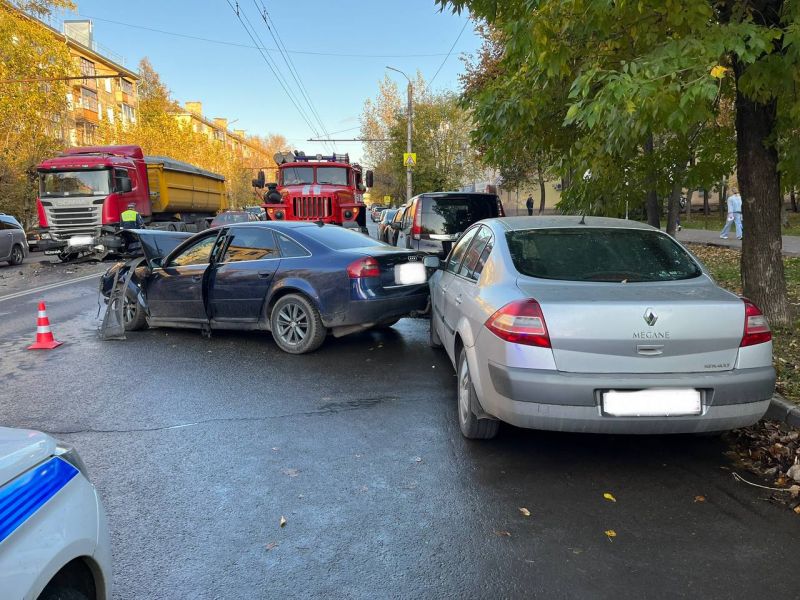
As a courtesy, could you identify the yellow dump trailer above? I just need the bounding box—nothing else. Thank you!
[144,156,227,217]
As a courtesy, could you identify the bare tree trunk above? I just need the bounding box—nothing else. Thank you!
[703,188,710,217]
[538,172,546,215]
[685,188,694,222]
[791,188,798,213]
[666,177,682,237]
[734,57,790,326]
[644,134,660,228]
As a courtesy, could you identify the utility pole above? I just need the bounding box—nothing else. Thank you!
[387,66,413,202]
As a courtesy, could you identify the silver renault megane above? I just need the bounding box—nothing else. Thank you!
[428,216,775,439]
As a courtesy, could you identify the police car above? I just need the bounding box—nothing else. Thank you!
[0,427,111,599]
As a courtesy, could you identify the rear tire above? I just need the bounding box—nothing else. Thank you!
[270,294,326,354]
[457,348,499,439]
[8,244,23,265]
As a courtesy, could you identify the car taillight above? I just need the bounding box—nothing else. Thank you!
[485,299,551,348]
[740,298,771,347]
[411,205,421,238]
[347,257,380,279]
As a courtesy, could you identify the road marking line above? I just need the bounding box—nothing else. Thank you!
[0,272,101,303]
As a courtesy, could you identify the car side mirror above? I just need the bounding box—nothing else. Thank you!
[391,222,401,229]
[365,170,374,188]
[252,170,266,188]
[423,256,440,269]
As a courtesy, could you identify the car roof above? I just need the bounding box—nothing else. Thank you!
[492,216,659,232]
[221,220,325,230]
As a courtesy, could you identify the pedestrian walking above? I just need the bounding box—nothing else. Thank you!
[526,195,534,216]
[719,186,743,240]
[120,203,144,230]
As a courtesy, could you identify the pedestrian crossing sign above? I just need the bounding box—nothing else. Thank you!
[403,153,417,167]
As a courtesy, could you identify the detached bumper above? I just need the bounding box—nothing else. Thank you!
[480,363,775,434]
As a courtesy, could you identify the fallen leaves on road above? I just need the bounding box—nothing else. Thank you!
[265,542,278,551]
[279,516,287,528]
[694,495,706,503]
[494,530,512,537]
[794,505,800,515]
[725,420,800,510]
[603,492,616,503]
[519,507,531,517]
[604,530,617,541]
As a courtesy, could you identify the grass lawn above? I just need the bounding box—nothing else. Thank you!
[680,211,800,235]
[687,244,800,405]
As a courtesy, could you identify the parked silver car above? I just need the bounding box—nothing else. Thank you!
[0,213,28,266]
[428,217,775,439]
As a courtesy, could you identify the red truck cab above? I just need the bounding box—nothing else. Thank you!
[36,145,149,257]
[257,151,372,232]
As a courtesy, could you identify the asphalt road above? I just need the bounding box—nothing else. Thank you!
[1,234,800,599]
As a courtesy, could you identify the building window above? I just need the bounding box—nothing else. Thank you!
[105,77,112,93]
[107,107,114,123]
[214,129,225,142]
[121,103,136,124]
[81,123,98,144]
[81,88,98,112]
[120,78,133,95]
[80,57,95,78]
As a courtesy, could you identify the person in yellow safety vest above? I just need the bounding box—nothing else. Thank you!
[120,203,144,230]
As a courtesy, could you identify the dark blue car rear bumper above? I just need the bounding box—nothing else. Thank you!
[325,285,429,326]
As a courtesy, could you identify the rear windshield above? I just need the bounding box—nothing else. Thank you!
[422,195,499,235]
[507,228,702,282]
[301,225,379,250]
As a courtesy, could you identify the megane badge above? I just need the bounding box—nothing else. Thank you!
[643,308,658,327]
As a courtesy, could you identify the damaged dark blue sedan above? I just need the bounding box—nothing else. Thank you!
[100,222,430,353]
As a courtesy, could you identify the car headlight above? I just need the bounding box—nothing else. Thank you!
[40,232,52,240]
[54,444,89,478]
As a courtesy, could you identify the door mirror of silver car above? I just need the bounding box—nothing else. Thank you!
[423,256,440,269]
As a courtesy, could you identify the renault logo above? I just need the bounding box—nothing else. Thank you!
[643,308,658,327]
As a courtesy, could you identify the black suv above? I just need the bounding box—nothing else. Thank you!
[390,192,504,256]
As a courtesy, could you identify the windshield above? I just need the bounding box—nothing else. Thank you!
[316,167,348,185]
[40,170,111,197]
[422,195,498,235]
[282,167,314,185]
[507,228,703,282]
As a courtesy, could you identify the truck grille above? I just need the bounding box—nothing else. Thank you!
[44,206,101,239]
[292,196,332,219]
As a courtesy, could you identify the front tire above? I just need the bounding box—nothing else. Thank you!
[270,294,326,354]
[457,348,499,439]
[8,244,23,265]
[123,288,148,331]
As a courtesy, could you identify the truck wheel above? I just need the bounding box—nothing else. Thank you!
[8,244,24,265]
[122,288,148,331]
[270,294,326,354]
[457,348,499,440]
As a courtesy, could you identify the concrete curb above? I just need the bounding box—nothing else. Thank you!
[765,393,800,428]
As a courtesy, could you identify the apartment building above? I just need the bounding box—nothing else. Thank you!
[172,101,271,168]
[60,20,139,145]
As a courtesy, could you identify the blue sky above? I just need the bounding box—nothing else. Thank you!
[55,1,478,163]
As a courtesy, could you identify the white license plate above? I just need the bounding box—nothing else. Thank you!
[394,262,427,285]
[67,235,94,247]
[602,388,702,417]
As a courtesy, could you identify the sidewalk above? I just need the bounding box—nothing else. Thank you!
[675,228,800,257]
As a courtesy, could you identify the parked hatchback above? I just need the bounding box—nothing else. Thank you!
[428,216,775,439]
[0,213,28,266]
[392,192,504,256]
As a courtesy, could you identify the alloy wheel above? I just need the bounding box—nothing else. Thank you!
[11,246,22,264]
[276,302,309,346]
[122,294,137,325]
[458,358,471,425]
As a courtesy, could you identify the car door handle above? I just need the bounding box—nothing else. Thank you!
[257,272,272,278]
[191,275,202,282]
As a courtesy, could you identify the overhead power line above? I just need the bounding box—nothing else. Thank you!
[224,0,323,145]
[77,14,459,59]
[428,19,469,86]
[253,0,335,152]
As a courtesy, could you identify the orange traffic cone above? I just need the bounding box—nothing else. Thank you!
[28,301,62,350]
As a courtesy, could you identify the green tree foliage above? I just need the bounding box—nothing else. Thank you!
[361,73,478,204]
[0,0,74,226]
[439,0,799,325]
